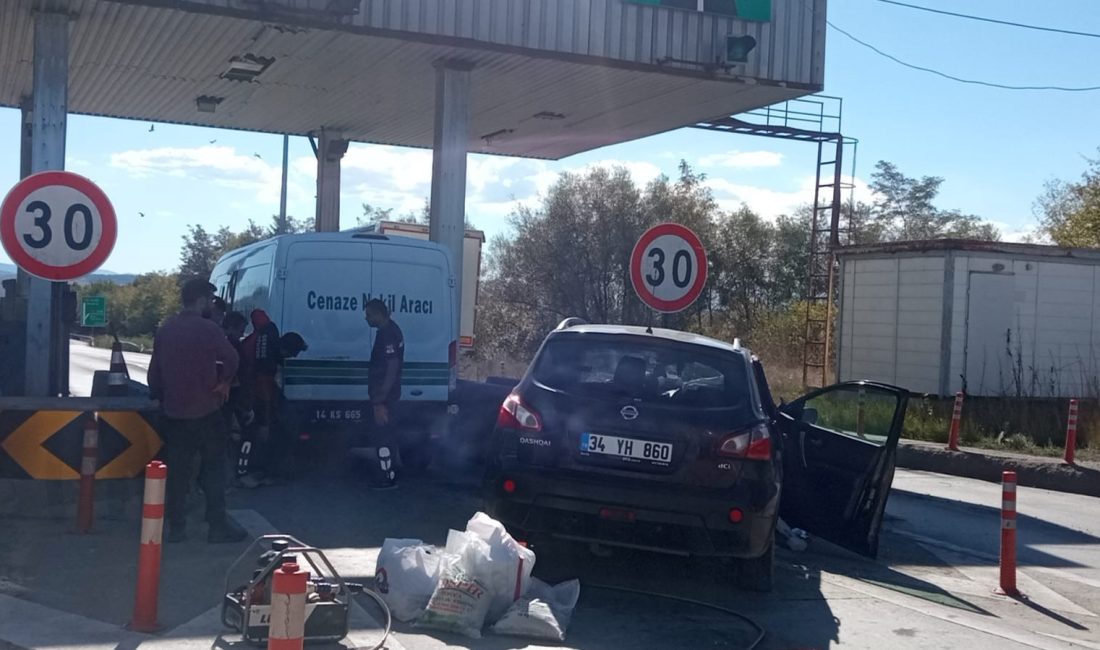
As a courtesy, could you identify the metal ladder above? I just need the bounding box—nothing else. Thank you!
[803,136,858,388]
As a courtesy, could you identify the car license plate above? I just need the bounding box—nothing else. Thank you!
[312,408,364,423]
[579,433,672,465]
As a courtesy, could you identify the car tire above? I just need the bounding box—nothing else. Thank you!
[735,542,774,592]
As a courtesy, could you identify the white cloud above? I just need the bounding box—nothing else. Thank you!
[110,145,293,203]
[707,175,873,220]
[699,150,784,169]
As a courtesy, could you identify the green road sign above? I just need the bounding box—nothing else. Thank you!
[81,295,107,328]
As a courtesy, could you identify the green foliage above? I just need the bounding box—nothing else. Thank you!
[179,215,310,279]
[76,272,179,338]
[1035,151,1100,247]
[866,161,1000,242]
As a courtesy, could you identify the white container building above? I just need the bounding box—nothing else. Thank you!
[836,240,1100,398]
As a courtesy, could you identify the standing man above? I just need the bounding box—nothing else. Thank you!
[149,279,247,544]
[364,299,404,489]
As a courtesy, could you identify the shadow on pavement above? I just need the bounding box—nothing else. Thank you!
[889,489,1099,569]
[1012,594,1091,631]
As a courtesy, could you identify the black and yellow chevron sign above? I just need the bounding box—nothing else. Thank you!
[0,410,162,480]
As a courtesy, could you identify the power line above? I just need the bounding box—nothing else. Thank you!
[878,0,1100,40]
[827,21,1100,92]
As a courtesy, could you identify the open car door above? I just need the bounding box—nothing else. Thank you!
[778,381,908,557]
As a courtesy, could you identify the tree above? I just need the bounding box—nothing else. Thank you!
[179,215,309,279]
[1035,152,1100,247]
[269,214,312,235]
[480,162,724,359]
[178,225,219,279]
[868,161,999,242]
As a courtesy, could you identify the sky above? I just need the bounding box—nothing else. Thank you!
[1,0,1098,274]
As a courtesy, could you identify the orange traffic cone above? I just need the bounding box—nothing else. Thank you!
[108,336,130,396]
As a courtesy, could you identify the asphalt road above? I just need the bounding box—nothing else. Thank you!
[68,341,149,396]
[33,346,1100,649]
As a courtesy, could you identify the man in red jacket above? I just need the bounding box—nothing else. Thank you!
[149,279,247,544]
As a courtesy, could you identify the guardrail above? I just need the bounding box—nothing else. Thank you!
[67,335,149,353]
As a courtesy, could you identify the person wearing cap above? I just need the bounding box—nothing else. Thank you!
[148,278,247,544]
[363,298,404,489]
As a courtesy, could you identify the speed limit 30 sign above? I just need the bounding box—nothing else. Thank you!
[0,171,117,281]
[630,223,708,313]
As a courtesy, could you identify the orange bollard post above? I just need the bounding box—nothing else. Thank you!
[1064,399,1079,465]
[946,391,964,451]
[997,470,1019,597]
[130,461,167,632]
[268,561,309,650]
[76,414,99,534]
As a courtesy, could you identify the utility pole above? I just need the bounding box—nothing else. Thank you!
[278,134,289,234]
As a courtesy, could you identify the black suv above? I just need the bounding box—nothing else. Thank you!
[483,321,908,590]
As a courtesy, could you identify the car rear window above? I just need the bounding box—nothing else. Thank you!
[532,335,755,409]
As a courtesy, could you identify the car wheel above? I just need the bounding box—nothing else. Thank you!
[735,542,774,592]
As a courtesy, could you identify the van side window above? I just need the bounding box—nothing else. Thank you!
[231,265,271,318]
[211,272,231,301]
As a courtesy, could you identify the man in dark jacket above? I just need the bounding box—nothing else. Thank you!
[149,279,247,544]
[364,298,404,489]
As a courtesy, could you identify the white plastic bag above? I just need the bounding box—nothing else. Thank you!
[490,578,581,642]
[374,538,444,622]
[463,512,537,623]
[415,531,494,638]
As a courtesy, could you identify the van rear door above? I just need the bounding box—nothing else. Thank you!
[280,240,373,403]
[370,241,455,403]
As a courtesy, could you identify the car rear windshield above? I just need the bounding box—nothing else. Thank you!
[532,335,756,410]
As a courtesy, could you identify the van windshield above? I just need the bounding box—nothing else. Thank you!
[532,335,756,410]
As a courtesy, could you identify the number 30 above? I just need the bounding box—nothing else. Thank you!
[22,201,94,251]
[645,247,693,289]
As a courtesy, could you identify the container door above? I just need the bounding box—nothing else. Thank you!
[965,273,1014,395]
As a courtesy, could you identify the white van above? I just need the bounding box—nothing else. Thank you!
[209,232,458,452]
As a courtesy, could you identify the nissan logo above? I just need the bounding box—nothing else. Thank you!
[621,405,639,420]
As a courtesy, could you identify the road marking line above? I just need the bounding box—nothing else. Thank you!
[889,528,1100,592]
[912,543,1096,618]
[0,593,150,649]
[824,573,1088,650]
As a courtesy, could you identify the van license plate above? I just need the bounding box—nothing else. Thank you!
[579,433,672,465]
[312,409,364,423]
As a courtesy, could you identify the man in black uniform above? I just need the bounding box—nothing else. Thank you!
[364,299,404,489]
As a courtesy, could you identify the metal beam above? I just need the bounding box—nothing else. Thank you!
[429,61,472,344]
[26,11,69,397]
[278,134,289,234]
[315,128,346,232]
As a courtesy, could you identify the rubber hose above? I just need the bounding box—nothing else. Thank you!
[356,587,393,650]
[585,583,766,650]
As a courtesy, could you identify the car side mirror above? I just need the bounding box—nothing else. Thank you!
[801,407,819,426]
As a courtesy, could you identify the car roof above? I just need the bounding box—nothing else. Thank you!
[551,324,749,355]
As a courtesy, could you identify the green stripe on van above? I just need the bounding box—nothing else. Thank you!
[283,359,450,386]
[284,360,449,370]
[284,377,449,386]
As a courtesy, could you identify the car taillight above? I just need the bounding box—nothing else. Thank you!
[717,423,772,460]
[497,393,542,432]
[448,340,458,391]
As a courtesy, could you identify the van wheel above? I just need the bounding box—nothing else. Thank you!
[735,542,774,592]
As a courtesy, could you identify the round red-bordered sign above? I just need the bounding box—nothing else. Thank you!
[0,171,117,281]
[630,223,708,313]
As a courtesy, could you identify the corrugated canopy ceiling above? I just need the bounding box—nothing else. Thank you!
[0,0,806,159]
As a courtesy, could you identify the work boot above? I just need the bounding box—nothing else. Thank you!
[166,522,187,544]
[207,517,248,544]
